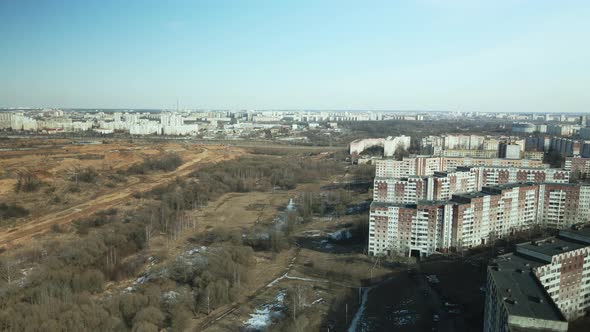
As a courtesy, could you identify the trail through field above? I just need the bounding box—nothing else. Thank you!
[0,146,243,249]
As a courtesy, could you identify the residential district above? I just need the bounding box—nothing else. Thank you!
[4,108,590,331]
[359,128,590,331]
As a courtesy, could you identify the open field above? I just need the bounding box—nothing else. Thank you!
[0,138,245,249]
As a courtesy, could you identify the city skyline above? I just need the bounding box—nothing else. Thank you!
[1,0,589,112]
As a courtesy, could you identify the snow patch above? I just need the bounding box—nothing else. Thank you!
[348,286,373,332]
[311,298,324,305]
[243,290,286,331]
[329,229,352,241]
[184,246,207,256]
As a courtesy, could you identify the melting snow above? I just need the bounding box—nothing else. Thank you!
[243,290,286,331]
[348,286,373,332]
[329,229,352,241]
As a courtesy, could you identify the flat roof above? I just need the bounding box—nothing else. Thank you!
[370,200,449,209]
[456,165,552,171]
[370,201,409,209]
[517,237,587,258]
[451,191,491,200]
[416,199,450,206]
[489,253,565,322]
[560,228,590,243]
[483,182,537,191]
[374,176,427,181]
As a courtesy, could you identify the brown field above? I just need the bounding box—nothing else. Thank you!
[0,138,245,249]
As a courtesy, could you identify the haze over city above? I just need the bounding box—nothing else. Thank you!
[1,0,589,111]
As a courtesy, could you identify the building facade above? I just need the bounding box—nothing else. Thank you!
[369,183,590,257]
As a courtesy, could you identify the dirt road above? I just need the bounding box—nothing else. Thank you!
[0,146,243,249]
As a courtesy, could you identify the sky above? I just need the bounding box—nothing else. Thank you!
[0,0,589,112]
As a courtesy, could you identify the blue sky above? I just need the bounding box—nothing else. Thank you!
[0,0,589,112]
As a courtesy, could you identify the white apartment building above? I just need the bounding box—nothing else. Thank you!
[383,135,411,157]
[0,112,12,129]
[369,201,453,257]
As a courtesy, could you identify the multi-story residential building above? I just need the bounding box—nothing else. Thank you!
[537,183,583,229]
[0,112,11,129]
[484,229,590,332]
[348,135,410,156]
[451,183,541,249]
[565,156,590,179]
[373,168,481,204]
[548,124,575,137]
[368,201,453,257]
[430,168,481,201]
[373,165,568,205]
[375,156,442,178]
[525,136,551,152]
[524,151,545,160]
[443,134,485,150]
[375,157,545,178]
[373,176,427,204]
[441,156,544,171]
[479,166,569,185]
[369,183,590,257]
[484,252,568,332]
[550,137,590,158]
[383,135,411,157]
[441,149,498,158]
[349,138,384,155]
[499,142,522,159]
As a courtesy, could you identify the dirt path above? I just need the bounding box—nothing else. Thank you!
[0,146,243,249]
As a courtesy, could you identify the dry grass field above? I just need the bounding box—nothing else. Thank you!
[0,138,244,249]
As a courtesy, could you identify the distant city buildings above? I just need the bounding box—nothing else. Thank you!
[0,109,429,139]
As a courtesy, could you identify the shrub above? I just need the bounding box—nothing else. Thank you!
[14,172,43,192]
[75,167,98,183]
[0,203,29,220]
[127,154,183,174]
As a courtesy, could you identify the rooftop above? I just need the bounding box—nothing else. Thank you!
[374,176,426,181]
[451,191,491,202]
[483,182,538,192]
[489,253,565,323]
[370,201,409,209]
[370,200,449,209]
[517,237,587,260]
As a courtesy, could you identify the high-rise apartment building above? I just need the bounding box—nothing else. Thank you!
[369,183,590,257]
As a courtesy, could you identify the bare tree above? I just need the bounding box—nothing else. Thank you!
[0,258,20,285]
[145,223,153,249]
[287,285,310,321]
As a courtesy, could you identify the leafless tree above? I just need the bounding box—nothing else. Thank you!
[0,258,20,285]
